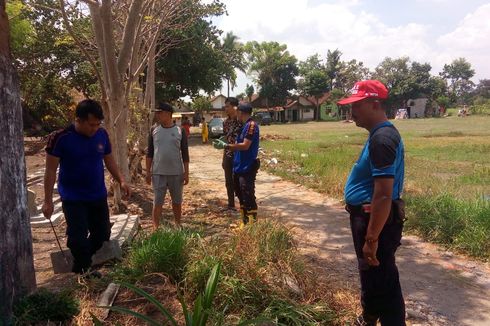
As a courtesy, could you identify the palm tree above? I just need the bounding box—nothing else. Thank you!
[222,32,247,97]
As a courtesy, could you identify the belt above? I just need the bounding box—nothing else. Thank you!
[345,203,371,214]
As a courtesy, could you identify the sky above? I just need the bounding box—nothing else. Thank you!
[211,0,490,96]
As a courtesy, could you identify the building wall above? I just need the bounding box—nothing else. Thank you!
[407,98,428,118]
[302,108,314,120]
[211,96,227,110]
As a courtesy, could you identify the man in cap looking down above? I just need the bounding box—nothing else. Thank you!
[338,80,406,326]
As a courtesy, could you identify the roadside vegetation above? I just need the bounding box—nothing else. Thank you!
[260,116,490,260]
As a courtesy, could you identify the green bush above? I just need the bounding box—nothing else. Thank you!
[406,193,490,259]
[127,228,195,282]
[13,288,79,324]
[259,298,336,325]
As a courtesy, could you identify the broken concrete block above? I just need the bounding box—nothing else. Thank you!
[51,214,139,273]
[97,283,120,319]
[27,188,37,217]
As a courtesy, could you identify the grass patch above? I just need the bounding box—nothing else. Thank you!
[185,221,338,323]
[125,228,196,282]
[261,116,490,259]
[405,194,490,259]
[13,288,79,325]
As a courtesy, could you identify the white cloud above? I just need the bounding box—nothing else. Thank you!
[436,4,490,80]
[217,0,489,95]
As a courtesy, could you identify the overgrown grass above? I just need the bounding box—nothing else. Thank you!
[405,194,490,259]
[260,116,490,260]
[185,221,337,324]
[124,228,196,282]
[107,223,340,324]
[13,288,79,325]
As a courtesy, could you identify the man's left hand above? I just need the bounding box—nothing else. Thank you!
[183,172,189,185]
[120,182,131,200]
[363,241,380,266]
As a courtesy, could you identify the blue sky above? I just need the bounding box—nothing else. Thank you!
[212,0,490,96]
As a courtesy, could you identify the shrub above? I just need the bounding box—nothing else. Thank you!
[13,288,79,324]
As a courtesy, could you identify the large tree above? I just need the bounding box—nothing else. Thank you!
[154,2,229,102]
[0,0,36,322]
[440,57,475,104]
[298,55,329,120]
[221,32,246,97]
[245,41,298,107]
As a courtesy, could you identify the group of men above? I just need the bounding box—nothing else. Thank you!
[42,79,406,325]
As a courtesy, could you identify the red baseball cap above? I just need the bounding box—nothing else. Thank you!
[337,80,388,105]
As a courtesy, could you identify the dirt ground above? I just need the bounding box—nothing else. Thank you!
[25,136,490,325]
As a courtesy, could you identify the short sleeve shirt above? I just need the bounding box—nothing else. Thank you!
[344,121,405,206]
[45,124,111,201]
[233,118,260,174]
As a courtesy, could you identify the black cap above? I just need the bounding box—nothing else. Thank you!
[153,102,174,113]
[238,103,253,114]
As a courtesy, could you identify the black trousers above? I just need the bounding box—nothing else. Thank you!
[233,161,259,218]
[348,206,406,326]
[222,155,235,208]
[62,199,111,273]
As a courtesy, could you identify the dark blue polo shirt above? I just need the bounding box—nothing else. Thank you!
[45,124,112,201]
[344,121,404,206]
[233,118,260,174]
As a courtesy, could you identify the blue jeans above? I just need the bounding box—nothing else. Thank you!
[348,206,406,326]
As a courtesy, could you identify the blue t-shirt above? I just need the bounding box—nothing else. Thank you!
[344,121,404,206]
[233,118,260,174]
[45,125,112,201]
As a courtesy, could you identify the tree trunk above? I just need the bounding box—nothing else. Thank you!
[0,2,37,322]
[227,78,230,97]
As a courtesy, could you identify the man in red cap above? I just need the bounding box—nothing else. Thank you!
[338,80,406,326]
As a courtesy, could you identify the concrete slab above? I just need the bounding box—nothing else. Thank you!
[50,214,139,273]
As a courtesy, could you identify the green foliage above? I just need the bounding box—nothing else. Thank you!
[127,228,192,282]
[6,0,35,54]
[245,83,255,101]
[192,96,213,112]
[440,57,476,103]
[245,41,299,106]
[470,98,490,115]
[155,1,232,101]
[13,289,79,324]
[406,194,490,259]
[12,0,98,132]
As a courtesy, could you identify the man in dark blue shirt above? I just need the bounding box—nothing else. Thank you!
[223,103,260,226]
[42,99,130,276]
[338,80,406,326]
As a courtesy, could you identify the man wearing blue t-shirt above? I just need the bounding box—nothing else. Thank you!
[224,103,260,226]
[338,80,406,326]
[42,99,130,276]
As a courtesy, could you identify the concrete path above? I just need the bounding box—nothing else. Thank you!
[189,141,490,326]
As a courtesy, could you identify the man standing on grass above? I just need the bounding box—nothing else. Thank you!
[338,80,406,326]
[146,103,189,230]
[214,103,260,226]
[43,99,131,277]
[221,97,243,211]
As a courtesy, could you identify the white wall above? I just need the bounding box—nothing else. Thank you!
[407,98,428,118]
[302,108,314,120]
[211,96,227,109]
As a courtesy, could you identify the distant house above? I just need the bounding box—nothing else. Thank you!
[406,98,428,118]
[210,94,227,110]
[248,92,330,123]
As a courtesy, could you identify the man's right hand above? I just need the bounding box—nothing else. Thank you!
[146,174,152,185]
[42,200,54,220]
